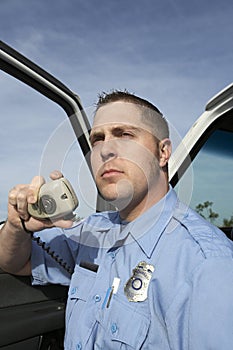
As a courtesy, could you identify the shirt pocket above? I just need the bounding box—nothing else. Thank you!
[65,266,98,344]
[101,294,150,350]
[68,265,97,300]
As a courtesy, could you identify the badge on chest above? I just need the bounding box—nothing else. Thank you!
[124,261,154,302]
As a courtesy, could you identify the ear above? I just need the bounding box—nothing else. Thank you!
[159,138,172,168]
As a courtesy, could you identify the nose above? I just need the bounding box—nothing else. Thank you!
[100,139,117,162]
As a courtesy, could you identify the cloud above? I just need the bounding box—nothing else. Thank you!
[0,0,232,220]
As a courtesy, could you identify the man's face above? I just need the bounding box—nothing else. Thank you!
[90,101,162,213]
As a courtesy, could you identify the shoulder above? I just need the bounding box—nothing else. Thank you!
[80,210,120,228]
[173,201,233,259]
[63,210,120,232]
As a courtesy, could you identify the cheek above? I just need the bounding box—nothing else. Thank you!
[90,150,99,178]
[124,143,158,172]
[131,151,160,190]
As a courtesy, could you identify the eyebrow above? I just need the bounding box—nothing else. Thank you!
[89,124,140,142]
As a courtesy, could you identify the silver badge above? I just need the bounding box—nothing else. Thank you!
[124,261,154,302]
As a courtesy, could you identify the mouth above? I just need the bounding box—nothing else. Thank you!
[101,168,124,179]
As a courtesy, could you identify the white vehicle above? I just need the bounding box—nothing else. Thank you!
[0,40,232,349]
[170,83,233,237]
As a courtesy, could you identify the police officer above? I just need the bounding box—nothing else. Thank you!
[0,90,233,349]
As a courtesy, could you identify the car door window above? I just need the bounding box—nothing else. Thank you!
[0,71,97,222]
[174,127,233,229]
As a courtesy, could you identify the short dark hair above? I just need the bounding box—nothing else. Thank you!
[95,89,169,140]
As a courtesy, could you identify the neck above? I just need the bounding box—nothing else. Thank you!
[119,180,169,222]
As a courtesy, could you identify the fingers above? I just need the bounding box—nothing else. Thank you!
[47,218,74,229]
[50,170,63,180]
[9,186,29,220]
[27,176,46,203]
[8,175,45,220]
[24,216,74,232]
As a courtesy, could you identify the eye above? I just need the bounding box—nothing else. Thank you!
[90,134,104,147]
[121,131,134,139]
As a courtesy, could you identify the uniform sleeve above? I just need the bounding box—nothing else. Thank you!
[31,226,80,286]
[166,257,233,350]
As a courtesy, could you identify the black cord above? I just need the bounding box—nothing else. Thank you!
[20,218,73,275]
[31,235,73,275]
[20,217,34,235]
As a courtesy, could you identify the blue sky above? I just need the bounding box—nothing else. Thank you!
[0,0,233,219]
[1,0,233,130]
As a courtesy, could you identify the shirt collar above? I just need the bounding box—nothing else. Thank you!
[80,187,178,252]
[116,187,178,257]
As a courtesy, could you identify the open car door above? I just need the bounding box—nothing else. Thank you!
[170,83,233,239]
[0,40,93,349]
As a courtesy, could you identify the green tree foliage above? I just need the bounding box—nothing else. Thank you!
[195,201,233,227]
[223,215,233,227]
[195,201,219,223]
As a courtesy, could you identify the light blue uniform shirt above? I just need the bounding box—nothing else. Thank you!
[31,188,233,349]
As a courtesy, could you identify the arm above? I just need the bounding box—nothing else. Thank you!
[188,258,233,350]
[0,220,32,275]
[166,257,233,350]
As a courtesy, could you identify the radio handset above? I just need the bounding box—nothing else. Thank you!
[28,178,78,220]
[27,178,79,275]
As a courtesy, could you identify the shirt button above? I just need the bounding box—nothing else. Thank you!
[93,294,101,303]
[109,252,116,260]
[111,323,118,334]
[71,287,77,295]
[76,342,82,350]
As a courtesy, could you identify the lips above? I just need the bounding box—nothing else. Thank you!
[101,168,124,178]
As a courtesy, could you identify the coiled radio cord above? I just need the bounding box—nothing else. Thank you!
[20,218,73,275]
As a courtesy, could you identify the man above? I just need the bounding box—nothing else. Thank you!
[0,90,233,349]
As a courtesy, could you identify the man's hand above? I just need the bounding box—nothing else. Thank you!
[7,170,73,234]
[0,170,73,275]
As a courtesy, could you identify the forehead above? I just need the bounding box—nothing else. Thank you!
[92,101,150,131]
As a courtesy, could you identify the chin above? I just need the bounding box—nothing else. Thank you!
[104,194,134,212]
[98,180,134,210]
[101,192,119,203]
